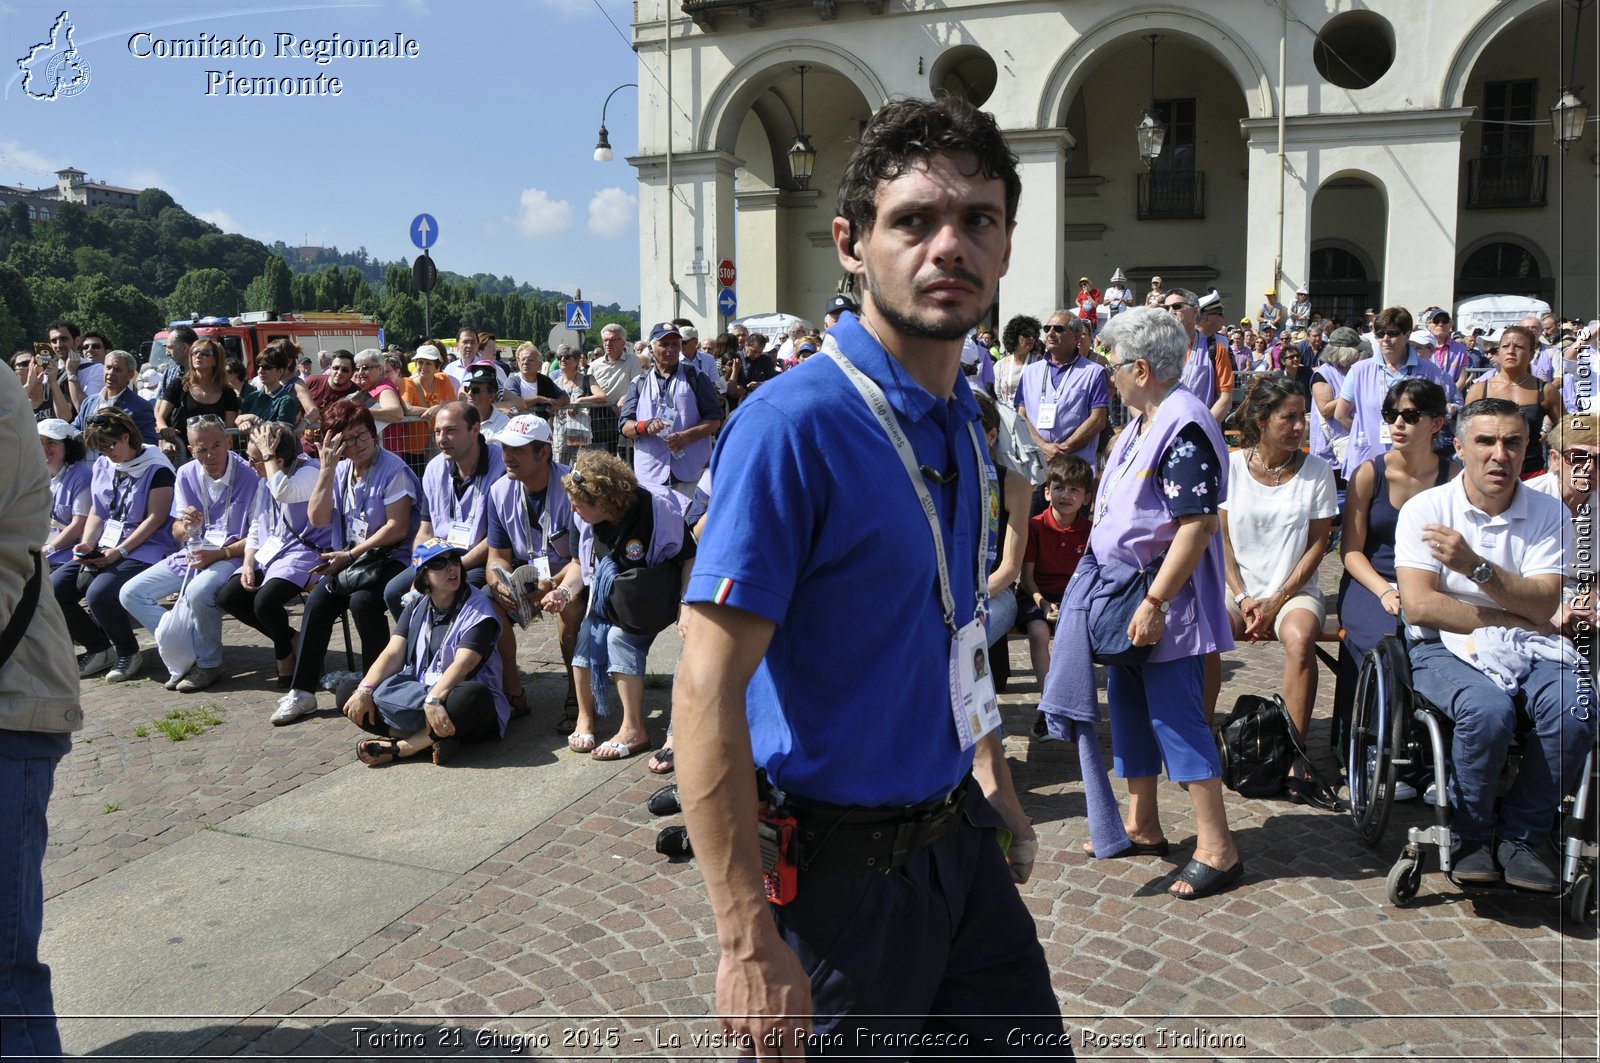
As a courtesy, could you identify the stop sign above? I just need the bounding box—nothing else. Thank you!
[718,259,736,287]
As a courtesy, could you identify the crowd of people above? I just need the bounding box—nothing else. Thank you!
[6,91,1599,1057]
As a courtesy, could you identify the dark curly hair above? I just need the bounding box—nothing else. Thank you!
[1002,314,1042,355]
[835,95,1021,244]
[1235,374,1305,448]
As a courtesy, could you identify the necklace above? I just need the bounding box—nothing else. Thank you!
[1253,446,1296,485]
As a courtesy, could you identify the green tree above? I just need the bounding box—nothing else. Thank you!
[73,275,164,351]
[26,276,75,331]
[243,255,294,314]
[166,268,241,320]
[136,188,177,219]
[0,301,25,357]
[0,262,39,340]
[377,291,425,344]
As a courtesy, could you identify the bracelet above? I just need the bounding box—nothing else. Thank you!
[357,681,376,692]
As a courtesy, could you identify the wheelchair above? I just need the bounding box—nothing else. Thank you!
[1346,634,1598,918]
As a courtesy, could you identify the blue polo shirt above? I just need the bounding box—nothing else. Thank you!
[686,313,990,807]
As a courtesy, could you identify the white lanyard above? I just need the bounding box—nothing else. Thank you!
[831,348,992,634]
[198,459,235,534]
[1037,358,1076,405]
[1097,415,1152,523]
[520,485,552,557]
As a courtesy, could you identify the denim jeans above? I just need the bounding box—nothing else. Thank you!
[0,753,63,1061]
[1409,639,1597,842]
[119,559,240,671]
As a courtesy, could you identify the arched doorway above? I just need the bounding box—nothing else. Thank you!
[1310,173,1385,325]
[1456,239,1552,302]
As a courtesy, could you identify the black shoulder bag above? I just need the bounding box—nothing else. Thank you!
[0,549,44,670]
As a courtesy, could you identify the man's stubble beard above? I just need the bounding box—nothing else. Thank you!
[860,263,986,343]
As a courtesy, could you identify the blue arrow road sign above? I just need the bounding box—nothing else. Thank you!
[410,213,438,250]
[718,287,737,318]
[565,301,593,331]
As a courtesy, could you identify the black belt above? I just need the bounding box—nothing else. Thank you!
[779,778,971,876]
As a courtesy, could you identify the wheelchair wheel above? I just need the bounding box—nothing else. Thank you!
[1387,854,1423,906]
[1349,639,1406,847]
[1570,871,1595,925]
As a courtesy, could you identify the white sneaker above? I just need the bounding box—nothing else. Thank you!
[271,689,317,725]
[77,647,115,678]
[105,651,145,683]
[1424,780,1441,804]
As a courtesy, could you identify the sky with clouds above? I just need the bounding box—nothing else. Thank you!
[0,0,644,306]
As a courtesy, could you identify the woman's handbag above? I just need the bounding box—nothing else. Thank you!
[607,557,683,637]
[326,550,391,596]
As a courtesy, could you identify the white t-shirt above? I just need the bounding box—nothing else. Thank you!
[1525,472,1593,602]
[1219,450,1339,599]
[1394,477,1568,662]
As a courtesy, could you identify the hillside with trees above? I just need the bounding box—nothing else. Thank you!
[0,190,638,357]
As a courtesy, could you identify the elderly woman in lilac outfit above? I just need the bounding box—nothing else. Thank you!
[1084,308,1243,900]
[1307,327,1365,474]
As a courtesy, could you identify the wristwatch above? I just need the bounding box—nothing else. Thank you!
[1144,593,1170,615]
[424,694,443,706]
[1469,559,1494,585]
[1232,591,1249,605]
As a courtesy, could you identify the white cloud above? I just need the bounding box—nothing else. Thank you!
[587,186,637,239]
[0,139,59,183]
[196,209,240,232]
[515,187,572,236]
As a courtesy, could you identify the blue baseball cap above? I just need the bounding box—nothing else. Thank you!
[412,537,466,589]
[647,321,681,343]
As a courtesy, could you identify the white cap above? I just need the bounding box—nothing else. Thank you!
[1482,328,1504,345]
[37,418,78,440]
[496,414,552,447]
[413,344,442,362]
[1408,329,1435,347]
[1196,289,1222,311]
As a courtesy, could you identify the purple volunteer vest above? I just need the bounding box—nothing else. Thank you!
[634,367,713,486]
[407,586,510,736]
[1309,363,1349,465]
[1178,336,1217,408]
[48,461,93,566]
[1091,386,1234,663]
[163,451,259,575]
[487,464,576,568]
[1342,352,1451,478]
[256,462,336,586]
[1016,355,1107,465]
[90,450,177,565]
[575,485,688,588]
[335,449,422,547]
[422,443,506,551]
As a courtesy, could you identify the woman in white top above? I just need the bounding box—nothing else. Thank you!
[993,314,1041,409]
[1219,376,1339,757]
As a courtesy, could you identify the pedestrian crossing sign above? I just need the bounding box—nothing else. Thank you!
[565,301,593,331]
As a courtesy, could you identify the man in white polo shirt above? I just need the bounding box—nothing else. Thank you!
[1395,397,1595,892]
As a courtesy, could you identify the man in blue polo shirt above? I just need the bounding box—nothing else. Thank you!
[674,96,1063,1059]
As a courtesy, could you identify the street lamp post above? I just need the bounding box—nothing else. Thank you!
[593,83,637,163]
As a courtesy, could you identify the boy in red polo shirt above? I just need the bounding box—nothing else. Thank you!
[1020,455,1093,725]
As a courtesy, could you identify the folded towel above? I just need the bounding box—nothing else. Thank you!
[1466,626,1584,694]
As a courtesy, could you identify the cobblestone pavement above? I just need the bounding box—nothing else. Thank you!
[45,559,1600,1061]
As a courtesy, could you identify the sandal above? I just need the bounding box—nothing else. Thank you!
[1168,858,1246,901]
[357,738,403,767]
[567,732,597,754]
[432,736,461,766]
[592,736,651,761]
[555,679,579,735]
[648,747,676,775]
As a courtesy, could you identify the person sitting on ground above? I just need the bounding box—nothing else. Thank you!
[272,400,420,726]
[38,419,92,572]
[487,414,584,732]
[539,451,694,762]
[1019,453,1092,712]
[1335,379,1456,783]
[52,406,176,682]
[118,415,257,693]
[155,339,238,463]
[1219,377,1339,804]
[1395,397,1595,892]
[216,421,335,689]
[338,538,511,767]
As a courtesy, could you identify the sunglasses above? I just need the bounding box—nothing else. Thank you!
[1043,324,1072,334]
[80,343,105,352]
[1563,449,1596,468]
[1375,329,1407,339]
[1163,303,1189,312]
[422,554,460,571]
[1381,407,1426,425]
[467,384,494,394]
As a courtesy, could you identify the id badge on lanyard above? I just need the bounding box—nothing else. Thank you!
[256,535,284,568]
[831,347,998,749]
[99,519,125,549]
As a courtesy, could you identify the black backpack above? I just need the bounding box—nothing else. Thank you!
[1214,693,1338,811]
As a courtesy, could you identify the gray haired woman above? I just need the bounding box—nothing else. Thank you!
[1309,326,1367,472]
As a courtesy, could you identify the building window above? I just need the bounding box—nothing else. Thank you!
[1481,80,1537,159]
[1152,98,1196,171]
[1137,98,1203,219]
[1309,246,1372,328]
[1457,240,1548,301]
